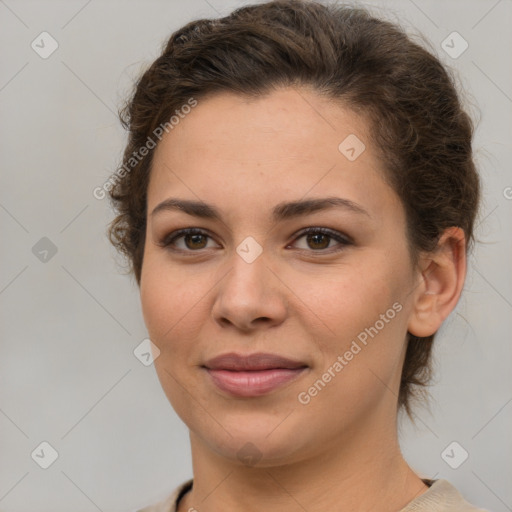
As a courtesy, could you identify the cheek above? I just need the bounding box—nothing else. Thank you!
[139,253,218,357]
[140,267,170,342]
[140,253,185,341]
[139,258,210,416]
[291,257,406,343]
[293,268,408,429]
[289,249,412,398]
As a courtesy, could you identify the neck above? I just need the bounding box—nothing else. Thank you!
[178,404,428,512]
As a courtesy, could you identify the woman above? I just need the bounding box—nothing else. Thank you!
[107,1,487,510]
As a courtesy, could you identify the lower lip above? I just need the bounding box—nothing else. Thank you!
[205,368,307,397]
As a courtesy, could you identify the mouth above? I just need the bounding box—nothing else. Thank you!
[202,352,309,397]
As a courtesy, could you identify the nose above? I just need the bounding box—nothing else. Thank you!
[211,249,288,332]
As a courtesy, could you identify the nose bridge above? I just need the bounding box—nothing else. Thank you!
[212,236,287,329]
[223,238,270,303]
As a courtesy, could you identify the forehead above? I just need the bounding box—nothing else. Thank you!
[148,87,398,222]
[153,87,368,163]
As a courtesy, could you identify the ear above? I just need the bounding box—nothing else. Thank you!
[407,227,467,338]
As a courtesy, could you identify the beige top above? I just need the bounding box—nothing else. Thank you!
[136,478,490,512]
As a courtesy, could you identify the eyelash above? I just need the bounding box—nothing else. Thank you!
[158,227,353,255]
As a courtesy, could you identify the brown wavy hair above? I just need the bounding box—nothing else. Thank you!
[107,0,480,418]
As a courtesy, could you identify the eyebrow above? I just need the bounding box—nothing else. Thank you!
[151,196,370,222]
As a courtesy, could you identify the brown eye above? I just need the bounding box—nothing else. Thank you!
[184,233,208,249]
[291,227,352,253]
[305,233,331,250]
[160,228,219,252]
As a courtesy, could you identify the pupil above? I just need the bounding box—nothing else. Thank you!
[308,233,329,249]
[186,234,206,249]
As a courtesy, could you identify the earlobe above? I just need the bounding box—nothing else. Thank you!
[407,227,467,338]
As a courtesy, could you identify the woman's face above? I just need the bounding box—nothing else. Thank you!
[140,87,420,465]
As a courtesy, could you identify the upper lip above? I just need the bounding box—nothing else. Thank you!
[203,352,308,371]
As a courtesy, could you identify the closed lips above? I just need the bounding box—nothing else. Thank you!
[203,352,309,398]
[203,352,308,371]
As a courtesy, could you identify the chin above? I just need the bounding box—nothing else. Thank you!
[191,417,311,467]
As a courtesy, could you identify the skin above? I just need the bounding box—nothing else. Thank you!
[139,86,466,512]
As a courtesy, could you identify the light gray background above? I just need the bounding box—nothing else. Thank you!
[0,0,511,511]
